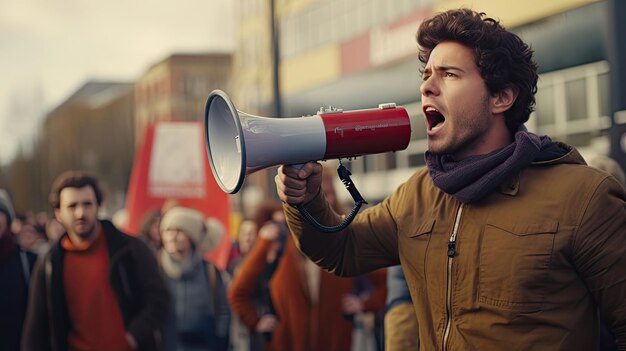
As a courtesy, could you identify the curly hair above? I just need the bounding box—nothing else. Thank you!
[417,8,538,134]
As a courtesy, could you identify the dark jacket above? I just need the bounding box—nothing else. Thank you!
[285,145,626,350]
[21,220,170,351]
[0,231,37,351]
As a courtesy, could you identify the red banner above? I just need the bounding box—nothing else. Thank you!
[124,121,231,270]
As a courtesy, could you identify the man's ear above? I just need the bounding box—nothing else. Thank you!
[54,208,61,223]
[491,86,519,115]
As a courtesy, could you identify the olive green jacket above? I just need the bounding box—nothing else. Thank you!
[284,145,626,351]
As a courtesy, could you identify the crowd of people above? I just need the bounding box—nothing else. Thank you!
[0,168,395,351]
[2,7,626,351]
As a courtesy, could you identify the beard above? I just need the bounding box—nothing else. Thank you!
[73,220,98,239]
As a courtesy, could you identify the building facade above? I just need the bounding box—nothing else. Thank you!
[134,53,232,148]
[33,81,135,213]
[231,0,626,203]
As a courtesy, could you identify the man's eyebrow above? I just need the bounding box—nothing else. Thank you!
[423,65,466,74]
[437,65,465,72]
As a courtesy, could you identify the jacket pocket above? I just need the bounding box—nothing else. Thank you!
[409,218,436,238]
[399,218,436,292]
[479,221,558,312]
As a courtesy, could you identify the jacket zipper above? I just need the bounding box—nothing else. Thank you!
[442,204,463,351]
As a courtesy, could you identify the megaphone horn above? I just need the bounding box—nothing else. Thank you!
[204,89,412,195]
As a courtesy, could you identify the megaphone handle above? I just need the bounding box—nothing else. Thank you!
[292,163,367,234]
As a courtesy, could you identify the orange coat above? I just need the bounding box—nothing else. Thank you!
[228,236,386,351]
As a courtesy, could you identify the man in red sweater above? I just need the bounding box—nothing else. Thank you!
[22,171,169,351]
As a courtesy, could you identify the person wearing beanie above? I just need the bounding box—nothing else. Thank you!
[22,171,170,351]
[0,188,37,351]
[159,206,230,351]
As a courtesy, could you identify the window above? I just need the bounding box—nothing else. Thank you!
[535,85,556,127]
[565,78,587,121]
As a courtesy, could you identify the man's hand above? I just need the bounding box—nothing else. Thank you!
[275,162,323,205]
[255,314,279,333]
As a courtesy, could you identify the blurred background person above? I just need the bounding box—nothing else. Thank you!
[384,265,419,351]
[159,206,230,351]
[45,217,66,244]
[227,201,286,351]
[22,171,169,350]
[139,209,162,257]
[10,212,26,237]
[343,271,387,351]
[225,218,261,351]
[0,189,37,351]
[226,219,257,276]
[322,161,388,351]
[229,198,386,351]
[16,222,50,255]
[34,211,49,229]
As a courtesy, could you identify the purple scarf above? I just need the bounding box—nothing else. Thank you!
[425,128,556,203]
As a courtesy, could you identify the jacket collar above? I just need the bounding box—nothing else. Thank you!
[498,143,586,197]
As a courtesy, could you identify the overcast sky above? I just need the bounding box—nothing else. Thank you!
[0,0,234,164]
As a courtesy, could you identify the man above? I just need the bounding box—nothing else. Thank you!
[275,8,626,350]
[0,189,37,351]
[22,171,170,351]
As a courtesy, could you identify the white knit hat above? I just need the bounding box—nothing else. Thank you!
[160,207,206,245]
[160,207,225,253]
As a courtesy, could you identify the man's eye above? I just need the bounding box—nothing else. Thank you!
[445,72,457,78]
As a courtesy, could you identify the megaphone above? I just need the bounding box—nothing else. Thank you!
[204,89,412,195]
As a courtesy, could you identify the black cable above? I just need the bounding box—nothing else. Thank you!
[295,163,367,233]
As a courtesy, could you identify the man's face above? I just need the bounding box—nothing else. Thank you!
[420,41,499,160]
[54,186,99,241]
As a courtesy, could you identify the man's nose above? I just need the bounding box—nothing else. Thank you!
[420,78,438,97]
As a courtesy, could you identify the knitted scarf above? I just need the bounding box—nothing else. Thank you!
[160,249,203,279]
[425,127,562,203]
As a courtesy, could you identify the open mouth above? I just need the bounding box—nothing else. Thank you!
[424,106,445,131]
